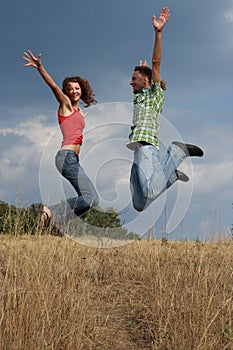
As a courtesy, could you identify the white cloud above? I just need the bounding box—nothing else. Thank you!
[0,115,55,149]
[0,115,58,203]
[183,122,233,197]
[193,160,233,195]
[62,103,133,210]
[224,11,233,22]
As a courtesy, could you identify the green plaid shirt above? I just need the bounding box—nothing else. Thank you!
[127,80,164,150]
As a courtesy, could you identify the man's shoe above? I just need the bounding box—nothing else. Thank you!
[175,170,189,182]
[172,141,204,157]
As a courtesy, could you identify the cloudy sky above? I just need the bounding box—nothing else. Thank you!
[0,0,233,241]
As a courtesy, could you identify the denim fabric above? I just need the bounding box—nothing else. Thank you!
[55,150,99,216]
[130,143,186,211]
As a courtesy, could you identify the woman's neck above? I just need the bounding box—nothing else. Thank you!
[72,103,79,111]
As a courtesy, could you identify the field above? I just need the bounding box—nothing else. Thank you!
[0,234,233,350]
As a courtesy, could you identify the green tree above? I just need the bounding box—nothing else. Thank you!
[74,206,140,240]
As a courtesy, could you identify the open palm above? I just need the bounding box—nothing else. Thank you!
[23,50,42,69]
[153,7,170,31]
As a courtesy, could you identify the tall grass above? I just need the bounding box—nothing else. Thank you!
[0,234,232,350]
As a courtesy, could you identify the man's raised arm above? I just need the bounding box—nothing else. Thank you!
[151,7,170,83]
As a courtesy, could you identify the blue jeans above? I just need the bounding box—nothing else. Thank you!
[55,150,99,216]
[130,143,186,211]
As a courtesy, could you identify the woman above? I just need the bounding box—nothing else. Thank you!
[23,50,99,227]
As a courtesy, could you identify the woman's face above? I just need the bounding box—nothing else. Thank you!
[66,82,82,103]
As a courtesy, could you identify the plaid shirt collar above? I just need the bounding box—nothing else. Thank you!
[134,86,150,94]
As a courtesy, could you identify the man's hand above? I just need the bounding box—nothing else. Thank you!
[152,7,170,32]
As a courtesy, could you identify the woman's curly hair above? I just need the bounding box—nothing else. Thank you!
[62,76,97,107]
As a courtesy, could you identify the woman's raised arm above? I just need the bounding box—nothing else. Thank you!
[23,50,72,111]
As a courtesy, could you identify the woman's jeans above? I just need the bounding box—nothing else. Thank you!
[130,143,186,212]
[55,150,99,216]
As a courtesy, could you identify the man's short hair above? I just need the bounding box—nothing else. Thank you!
[134,66,152,82]
[134,66,167,90]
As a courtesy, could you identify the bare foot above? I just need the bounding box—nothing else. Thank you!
[40,206,52,228]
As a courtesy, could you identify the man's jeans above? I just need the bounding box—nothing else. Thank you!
[130,143,186,211]
[54,150,99,216]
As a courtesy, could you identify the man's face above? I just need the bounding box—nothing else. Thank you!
[130,70,147,93]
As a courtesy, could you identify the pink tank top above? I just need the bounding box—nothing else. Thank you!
[58,108,85,146]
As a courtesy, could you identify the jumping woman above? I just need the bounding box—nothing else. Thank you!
[23,50,99,228]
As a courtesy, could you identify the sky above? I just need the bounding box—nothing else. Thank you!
[0,0,233,241]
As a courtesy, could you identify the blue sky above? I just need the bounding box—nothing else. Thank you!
[0,0,233,240]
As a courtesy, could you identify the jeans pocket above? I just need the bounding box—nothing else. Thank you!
[65,153,79,166]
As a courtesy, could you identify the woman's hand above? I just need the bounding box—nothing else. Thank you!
[139,59,148,67]
[23,50,42,69]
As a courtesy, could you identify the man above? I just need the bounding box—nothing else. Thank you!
[127,7,204,212]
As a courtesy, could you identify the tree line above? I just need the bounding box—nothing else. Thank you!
[0,200,140,240]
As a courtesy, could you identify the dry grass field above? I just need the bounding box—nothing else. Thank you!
[0,234,233,350]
